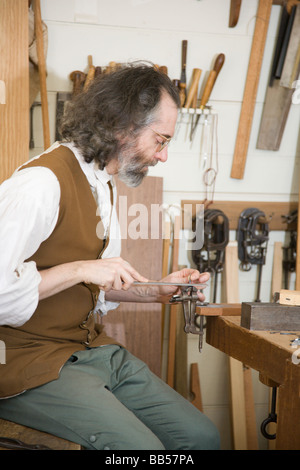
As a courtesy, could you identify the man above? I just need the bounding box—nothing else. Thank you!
[0,63,220,450]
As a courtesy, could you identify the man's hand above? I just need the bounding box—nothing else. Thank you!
[157,268,210,303]
[79,257,149,292]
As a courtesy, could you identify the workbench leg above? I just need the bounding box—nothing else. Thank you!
[275,361,300,450]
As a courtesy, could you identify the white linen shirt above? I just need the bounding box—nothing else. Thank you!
[0,142,121,327]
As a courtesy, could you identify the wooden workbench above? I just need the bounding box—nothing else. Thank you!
[206,316,300,450]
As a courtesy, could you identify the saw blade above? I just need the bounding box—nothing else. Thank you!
[133,281,207,289]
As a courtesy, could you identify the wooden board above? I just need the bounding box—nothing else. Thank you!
[101,176,163,377]
[0,0,29,183]
[241,301,300,331]
[272,241,283,296]
[279,288,300,305]
[181,200,298,231]
[225,242,248,450]
[230,0,273,179]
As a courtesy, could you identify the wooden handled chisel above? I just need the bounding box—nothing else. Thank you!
[199,53,225,110]
[184,68,202,109]
[190,53,225,139]
[179,40,188,106]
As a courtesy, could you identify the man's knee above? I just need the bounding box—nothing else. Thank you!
[191,415,220,450]
[84,430,165,450]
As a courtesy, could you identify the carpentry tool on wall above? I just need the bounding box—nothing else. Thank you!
[230,0,273,179]
[179,40,188,106]
[29,101,41,148]
[83,55,95,91]
[69,70,86,96]
[190,53,225,141]
[282,210,297,289]
[183,68,202,141]
[192,209,229,303]
[257,3,299,151]
[237,208,269,302]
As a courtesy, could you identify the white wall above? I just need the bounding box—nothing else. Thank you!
[30,0,300,449]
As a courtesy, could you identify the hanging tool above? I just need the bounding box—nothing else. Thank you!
[190,53,225,141]
[184,68,202,110]
[282,210,297,289]
[184,68,202,141]
[231,0,273,178]
[192,209,229,303]
[256,4,298,151]
[179,40,188,106]
[83,55,95,91]
[69,70,86,96]
[29,101,41,149]
[237,208,269,302]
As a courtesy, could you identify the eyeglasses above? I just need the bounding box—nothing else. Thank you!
[147,127,172,153]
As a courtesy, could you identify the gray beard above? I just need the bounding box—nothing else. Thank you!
[117,144,157,188]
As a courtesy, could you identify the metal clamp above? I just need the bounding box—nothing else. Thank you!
[170,286,206,352]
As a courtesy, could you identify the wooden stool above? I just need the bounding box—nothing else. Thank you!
[0,418,81,450]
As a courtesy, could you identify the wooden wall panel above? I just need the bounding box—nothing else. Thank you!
[0,0,29,183]
[102,176,164,377]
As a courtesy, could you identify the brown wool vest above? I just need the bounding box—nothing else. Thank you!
[0,145,117,398]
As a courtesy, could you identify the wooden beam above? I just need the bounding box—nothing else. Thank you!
[230,0,273,179]
[225,242,248,450]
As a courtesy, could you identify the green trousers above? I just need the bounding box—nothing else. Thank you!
[0,345,220,450]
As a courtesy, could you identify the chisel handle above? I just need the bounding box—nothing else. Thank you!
[199,70,217,109]
[213,53,225,78]
[184,68,202,109]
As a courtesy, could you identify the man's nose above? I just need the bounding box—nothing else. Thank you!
[154,147,168,163]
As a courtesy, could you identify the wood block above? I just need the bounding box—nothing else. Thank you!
[241,302,300,331]
[279,289,300,306]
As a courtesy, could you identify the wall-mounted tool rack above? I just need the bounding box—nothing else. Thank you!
[180,200,298,231]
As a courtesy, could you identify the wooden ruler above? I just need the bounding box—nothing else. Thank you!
[230,0,273,179]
